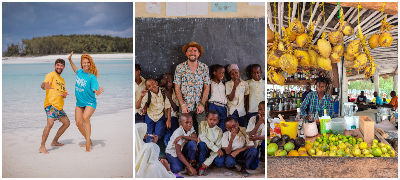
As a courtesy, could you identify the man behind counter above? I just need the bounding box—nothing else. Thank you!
[300,76,334,118]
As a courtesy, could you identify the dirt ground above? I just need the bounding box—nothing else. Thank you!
[178,161,265,178]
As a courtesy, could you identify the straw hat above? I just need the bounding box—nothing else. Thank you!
[384,74,390,79]
[182,42,203,59]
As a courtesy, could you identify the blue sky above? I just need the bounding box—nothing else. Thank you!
[2,2,133,52]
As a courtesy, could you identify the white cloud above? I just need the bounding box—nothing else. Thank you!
[84,13,107,27]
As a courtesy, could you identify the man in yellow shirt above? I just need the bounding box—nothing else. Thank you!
[39,59,70,154]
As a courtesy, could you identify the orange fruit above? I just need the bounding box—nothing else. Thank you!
[305,144,313,151]
[288,150,300,156]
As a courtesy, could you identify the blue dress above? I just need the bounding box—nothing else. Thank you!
[75,69,99,109]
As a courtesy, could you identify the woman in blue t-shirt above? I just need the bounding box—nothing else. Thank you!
[68,51,104,152]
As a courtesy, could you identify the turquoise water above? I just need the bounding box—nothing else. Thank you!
[2,59,133,132]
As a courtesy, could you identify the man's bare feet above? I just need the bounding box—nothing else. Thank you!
[39,146,49,154]
[80,140,93,147]
[51,141,65,146]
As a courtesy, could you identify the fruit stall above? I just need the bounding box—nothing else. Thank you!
[267,2,398,178]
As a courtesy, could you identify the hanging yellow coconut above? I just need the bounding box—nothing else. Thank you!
[267,50,283,68]
[353,54,368,70]
[308,49,319,68]
[346,40,362,57]
[364,64,376,78]
[368,34,380,49]
[378,32,393,47]
[267,28,275,43]
[332,45,344,56]
[344,52,355,61]
[268,70,285,86]
[317,39,332,58]
[278,41,287,51]
[279,54,298,75]
[317,57,332,71]
[328,30,344,45]
[290,19,305,36]
[296,33,309,48]
[330,52,341,63]
[294,50,311,67]
[339,21,354,36]
[286,28,297,42]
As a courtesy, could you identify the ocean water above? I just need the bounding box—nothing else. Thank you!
[2,59,133,132]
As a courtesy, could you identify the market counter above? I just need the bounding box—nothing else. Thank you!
[267,156,398,178]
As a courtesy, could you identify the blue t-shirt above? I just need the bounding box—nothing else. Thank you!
[375,95,383,105]
[75,69,99,109]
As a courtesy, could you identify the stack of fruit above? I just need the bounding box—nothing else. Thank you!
[267,133,396,157]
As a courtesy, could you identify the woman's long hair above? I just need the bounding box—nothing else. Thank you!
[81,54,99,78]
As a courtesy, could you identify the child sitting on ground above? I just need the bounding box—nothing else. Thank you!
[246,64,265,120]
[222,117,258,177]
[160,73,180,146]
[208,64,228,132]
[165,113,199,176]
[247,101,266,165]
[197,110,224,176]
[136,78,171,143]
[226,64,249,127]
[135,64,147,123]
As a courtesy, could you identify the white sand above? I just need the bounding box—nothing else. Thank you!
[2,108,133,178]
[2,53,133,64]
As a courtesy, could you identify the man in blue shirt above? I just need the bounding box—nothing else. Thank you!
[374,91,383,105]
[301,82,312,102]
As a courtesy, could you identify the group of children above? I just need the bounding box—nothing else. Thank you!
[135,63,265,177]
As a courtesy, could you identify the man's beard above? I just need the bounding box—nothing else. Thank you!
[55,68,63,75]
[188,55,197,62]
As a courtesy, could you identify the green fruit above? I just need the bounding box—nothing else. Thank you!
[378,143,385,148]
[267,139,270,145]
[385,144,392,150]
[372,139,378,144]
[372,147,382,157]
[381,147,388,154]
[308,148,316,156]
[274,149,287,156]
[284,142,295,152]
[321,143,329,152]
[330,145,338,152]
[343,153,351,157]
[354,144,359,149]
[338,143,346,150]
[389,149,396,157]
[329,152,336,157]
[371,143,378,148]
[337,149,345,156]
[333,142,338,146]
[357,138,363,142]
[316,151,323,156]
[352,148,361,157]
[267,143,279,156]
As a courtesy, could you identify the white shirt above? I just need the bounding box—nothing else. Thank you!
[222,127,254,151]
[246,116,265,147]
[208,80,228,104]
[199,121,223,166]
[247,79,265,113]
[165,126,196,157]
[135,76,146,115]
[226,79,249,117]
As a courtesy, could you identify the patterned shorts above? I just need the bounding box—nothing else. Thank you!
[45,105,66,120]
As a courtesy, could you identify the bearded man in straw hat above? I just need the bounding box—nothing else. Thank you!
[173,42,210,128]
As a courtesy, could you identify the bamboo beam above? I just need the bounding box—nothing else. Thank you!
[333,7,355,29]
[301,2,305,23]
[312,5,340,44]
[350,9,368,24]
[326,2,398,15]
[290,2,298,23]
[267,3,274,30]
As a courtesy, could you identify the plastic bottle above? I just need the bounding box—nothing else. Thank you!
[278,99,283,111]
[320,109,332,134]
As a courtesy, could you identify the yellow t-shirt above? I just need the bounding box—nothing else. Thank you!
[43,71,66,110]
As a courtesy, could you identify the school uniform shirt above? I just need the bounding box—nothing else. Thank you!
[246,116,265,147]
[247,78,265,113]
[164,89,179,118]
[165,126,196,158]
[226,79,249,117]
[199,121,223,166]
[222,126,254,151]
[43,71,67,110]
[208,80,228,105]
[135,76,146,115]
[141,87,171,122]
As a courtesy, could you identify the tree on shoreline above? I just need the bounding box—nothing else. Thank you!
[3,34,133,57]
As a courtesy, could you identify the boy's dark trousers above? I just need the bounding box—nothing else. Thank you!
[145,114,166,143]
[198,141,225,168]
[163,116,179,146]
[166,140,197,173]
[224,147,258,170]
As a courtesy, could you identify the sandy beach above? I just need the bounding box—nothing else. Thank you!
[2,53,133,64]
[2,108,133,178]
